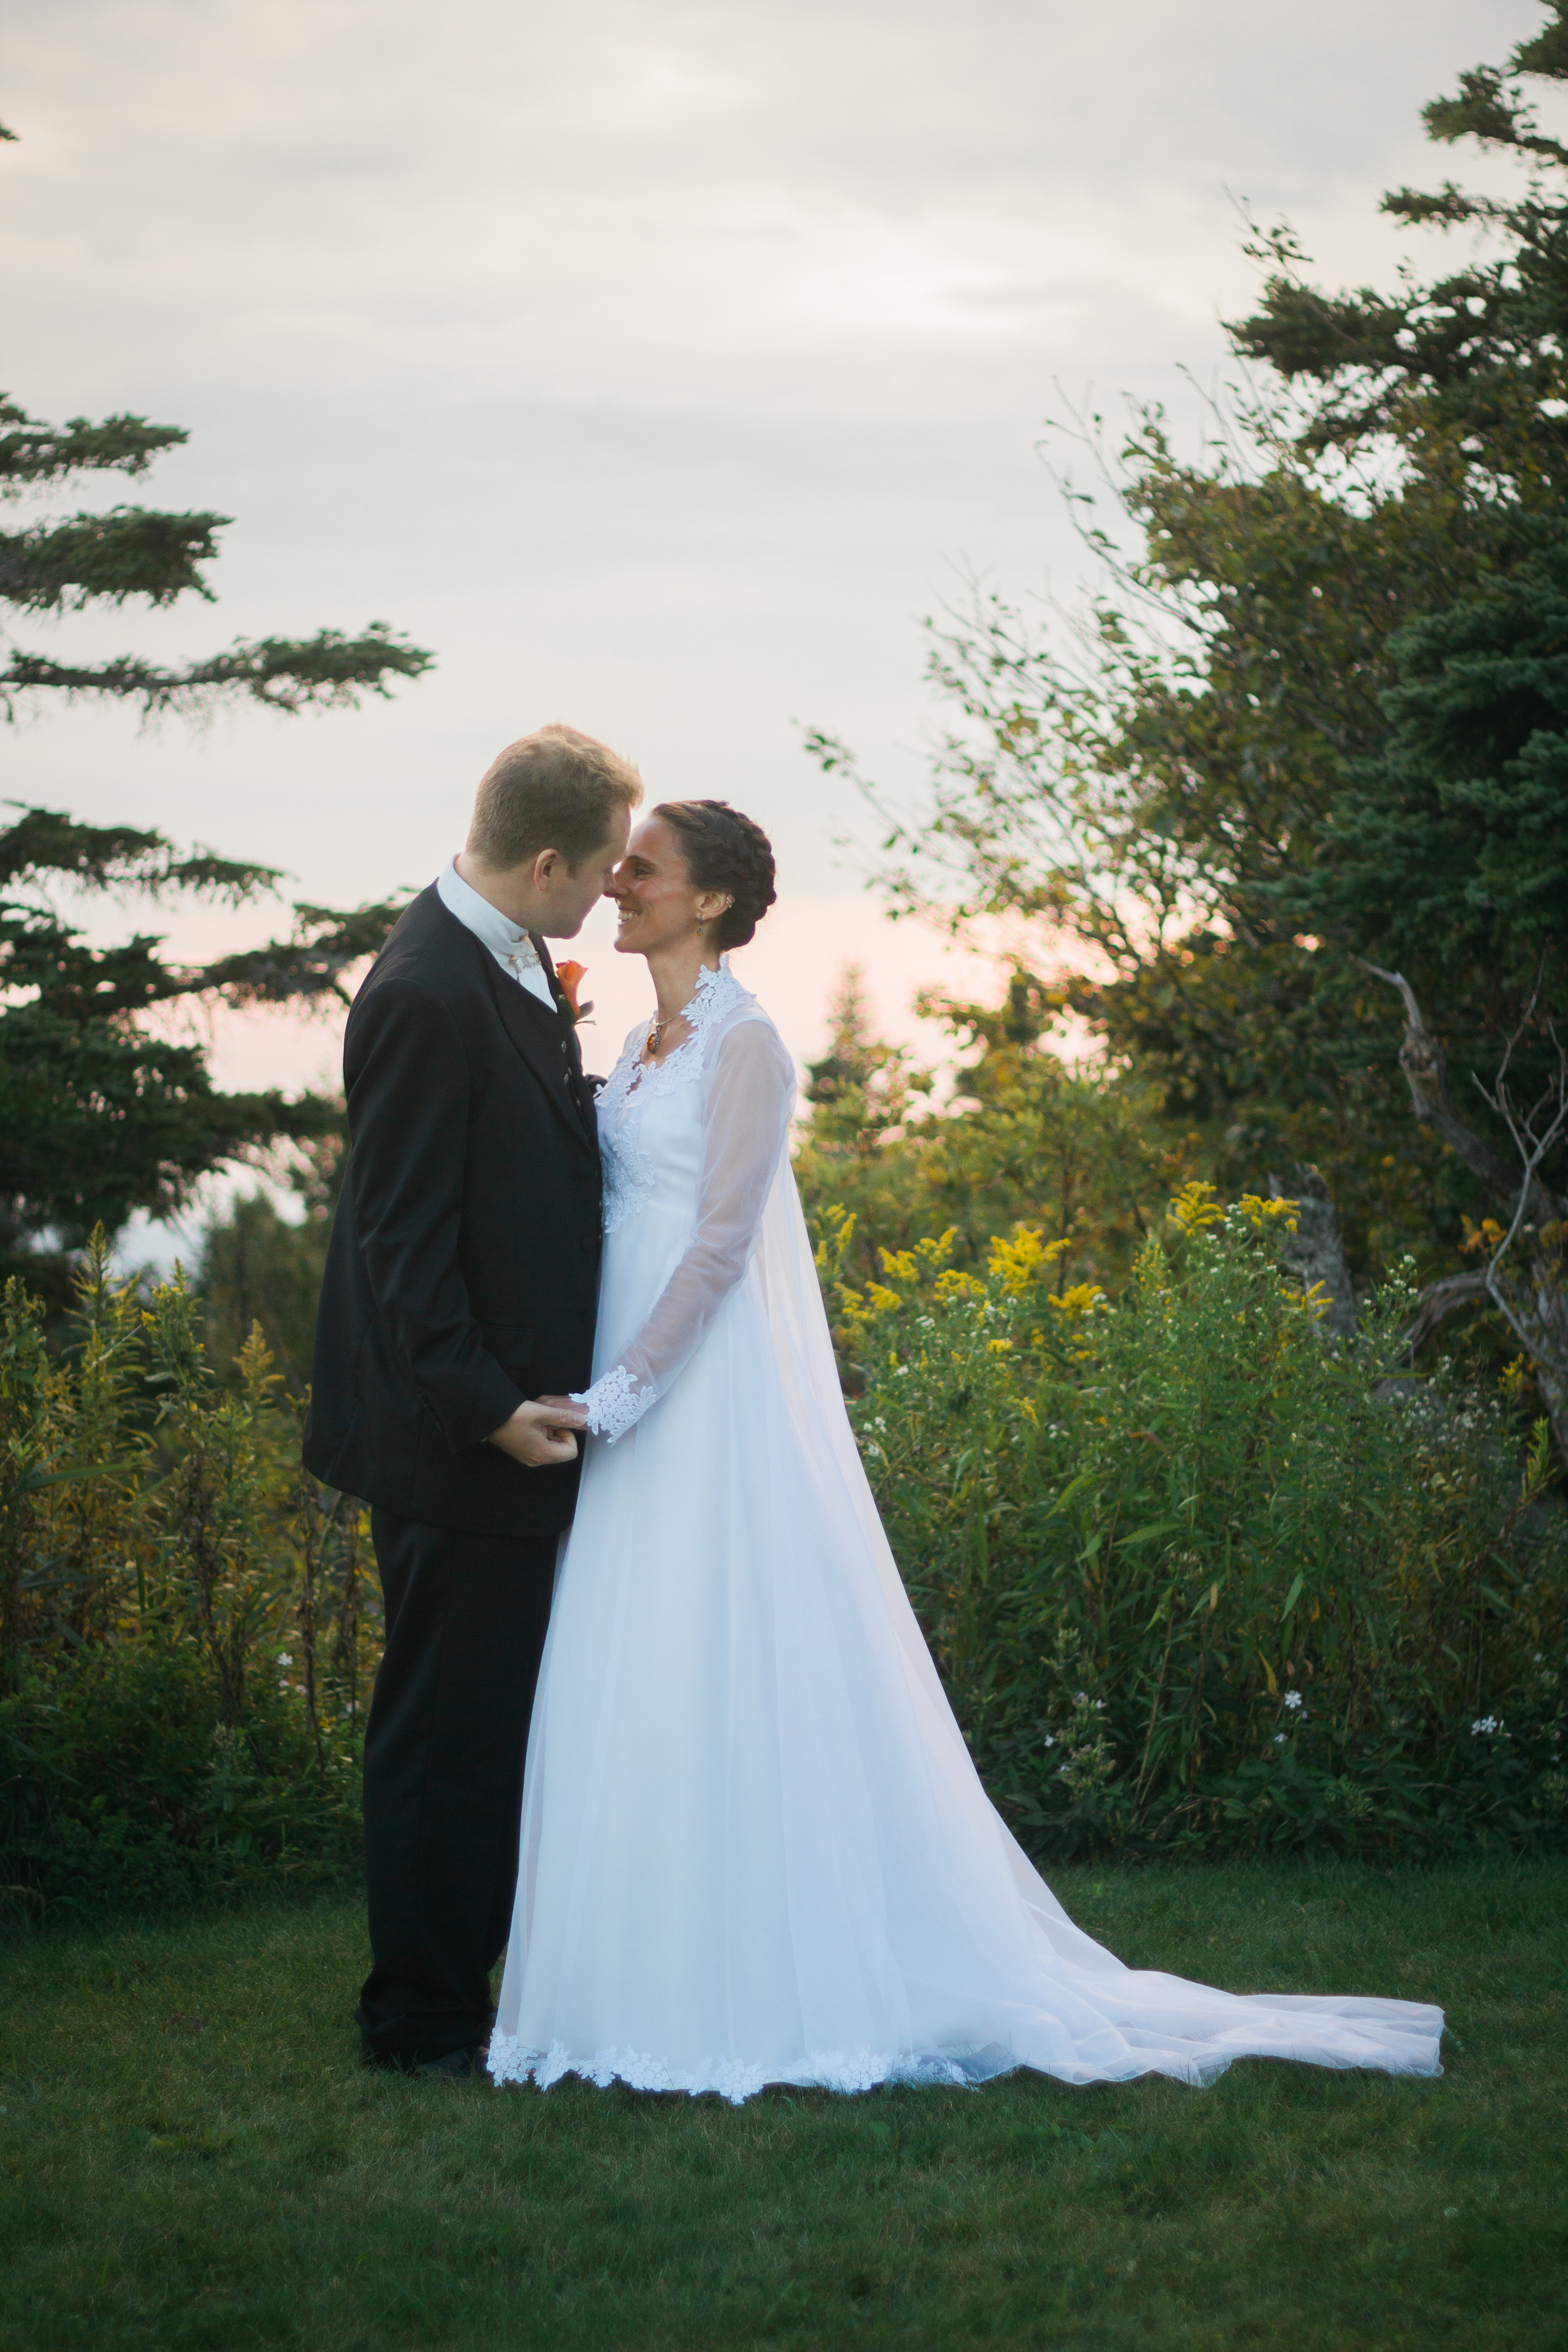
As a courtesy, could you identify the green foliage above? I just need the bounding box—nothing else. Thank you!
[793,963,1170,1300]
[196,1141,344,1389]
[802,963,934,1153]
[0,506,227,613]
[3,1865,1564,2349]
[0,1236,371,1920]
[1,1646,356,1920]
[0,339,428,1276]
[808,9,1568,1308]
[0,378,433,720]
[0,393,186,492]
[0,801,403,1281]
[796,968,1194,1303]
[1278,524,1568,994]
[817,1190,1567,1860]
[1235,8,1568,464]
[4,622,435,722]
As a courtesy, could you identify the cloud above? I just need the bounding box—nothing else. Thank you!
[2,0,1541,1076]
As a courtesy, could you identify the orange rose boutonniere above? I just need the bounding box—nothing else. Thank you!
[555,961,593,1024]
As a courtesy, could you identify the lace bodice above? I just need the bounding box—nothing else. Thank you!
[573,960,795,1441]
[596,959,748,1236]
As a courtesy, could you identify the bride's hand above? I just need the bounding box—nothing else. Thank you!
[487,1397,588,1468]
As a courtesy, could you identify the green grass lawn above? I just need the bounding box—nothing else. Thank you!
[1,1860,1563,2350]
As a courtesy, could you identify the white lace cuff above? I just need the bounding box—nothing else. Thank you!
[570,1364,655,1443]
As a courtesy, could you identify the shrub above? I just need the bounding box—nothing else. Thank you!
[818,1185,1567,1859]
[0,1233,373,1923]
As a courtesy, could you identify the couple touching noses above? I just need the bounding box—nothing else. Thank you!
[468,748,753,1480]
[305,721,746,2074]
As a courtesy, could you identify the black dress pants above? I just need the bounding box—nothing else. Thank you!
[357,1509,557,2067]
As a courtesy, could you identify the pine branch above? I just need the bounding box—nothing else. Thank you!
[0,507,227,612]
[198,898,410,1009]
[1380,184,1491,228]
[0,397,188,494]
[1515,11,1568,80]
[0,805,278,901]
[0,623,435,718]
[1424,66,1568,168]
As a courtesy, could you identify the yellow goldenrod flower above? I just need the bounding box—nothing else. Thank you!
[934,1268,985,1302]
[1168,1180,1224,1234]
[987,1226,1057,1293]
[1236,1192,1299,1232]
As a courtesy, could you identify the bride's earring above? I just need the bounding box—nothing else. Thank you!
[695,913,707,934]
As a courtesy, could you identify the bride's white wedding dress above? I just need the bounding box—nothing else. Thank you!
[487,961,1442,2102]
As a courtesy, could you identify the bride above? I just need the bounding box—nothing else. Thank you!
[488,800,1443,2102]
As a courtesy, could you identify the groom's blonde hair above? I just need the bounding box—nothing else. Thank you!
[468,724,643,871]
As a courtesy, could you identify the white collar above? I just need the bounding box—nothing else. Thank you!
[438,857,542,967]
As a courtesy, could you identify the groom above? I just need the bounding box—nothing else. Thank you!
[304,723,641,2076]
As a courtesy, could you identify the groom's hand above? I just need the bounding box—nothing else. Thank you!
[487,1397,588,1468]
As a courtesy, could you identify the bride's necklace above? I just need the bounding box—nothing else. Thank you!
[644,961,718,1061]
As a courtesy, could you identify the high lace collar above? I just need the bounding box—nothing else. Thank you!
[678,955,746,1032]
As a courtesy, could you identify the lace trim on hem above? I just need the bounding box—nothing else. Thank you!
[571,1362,652,1443]
[485,2030,975,2106]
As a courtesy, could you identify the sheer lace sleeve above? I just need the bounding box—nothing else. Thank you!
[574,1015,795,1439]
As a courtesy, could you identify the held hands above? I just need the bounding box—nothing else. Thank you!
[487,1396,588,1468]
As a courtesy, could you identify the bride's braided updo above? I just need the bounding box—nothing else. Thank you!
[655,800,777,951]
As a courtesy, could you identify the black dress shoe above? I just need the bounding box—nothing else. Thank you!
[416,2043,489,2082]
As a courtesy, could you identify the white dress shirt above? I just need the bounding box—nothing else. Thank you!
[437,857,558,1012]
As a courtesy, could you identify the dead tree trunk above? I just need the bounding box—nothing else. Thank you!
[1267,1164,1359,1338]
[1362,963,1568,1468]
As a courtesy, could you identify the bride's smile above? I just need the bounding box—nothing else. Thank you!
[609,814,729,961]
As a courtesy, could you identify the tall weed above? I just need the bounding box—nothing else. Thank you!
[0,1234,373,1922]
[819,1186,1567,1858]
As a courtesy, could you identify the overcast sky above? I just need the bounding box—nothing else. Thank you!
[3,0,1540,1104]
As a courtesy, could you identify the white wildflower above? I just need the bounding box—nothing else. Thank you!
[1284,1690,1303,1711]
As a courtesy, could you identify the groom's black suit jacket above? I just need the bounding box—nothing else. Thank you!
[304,883,602,1540]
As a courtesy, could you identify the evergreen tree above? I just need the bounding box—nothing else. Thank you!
[803,965,931,1154]
[0,127,433,1289]
[810,2,1568,1438]
[0,808,405,1291]
[0,386,430,718]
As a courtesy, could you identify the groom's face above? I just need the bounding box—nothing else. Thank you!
[540,806,632,938]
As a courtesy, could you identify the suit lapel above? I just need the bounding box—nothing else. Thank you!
[481,943,599,1157]
[531,935,599,1138]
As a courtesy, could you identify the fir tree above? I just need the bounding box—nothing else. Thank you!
[811,3,1568,1449]
[0,125,433,1288]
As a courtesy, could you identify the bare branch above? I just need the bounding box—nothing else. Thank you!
[1474,1020,1568,1347]
[1402,1268,1491,1353]
[1357,961,1518,1197]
